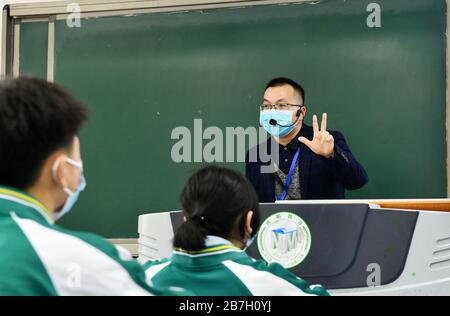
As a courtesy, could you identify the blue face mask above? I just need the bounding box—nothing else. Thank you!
[260,109,297,137]
[52,157,86,221]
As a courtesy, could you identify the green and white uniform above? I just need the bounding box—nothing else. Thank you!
[144,236,329,296]
[0,186,180,296]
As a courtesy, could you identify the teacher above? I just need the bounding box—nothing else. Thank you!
[246,77,368,202]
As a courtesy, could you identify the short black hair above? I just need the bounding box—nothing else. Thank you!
[0,77,89,190]
[174,165,260,251]
[265,77,305,103]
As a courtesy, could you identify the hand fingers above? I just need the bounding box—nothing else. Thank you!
[299,136,312,148]
[320,131,330,145]
[321,113,327,131]
[327,134,333,143]
[313,115,319,133]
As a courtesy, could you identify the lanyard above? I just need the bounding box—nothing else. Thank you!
[275,147,300,201]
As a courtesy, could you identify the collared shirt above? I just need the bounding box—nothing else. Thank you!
[204,235,234,247]
[144,235,329,296]
[274,130,302,200]
[278,130,302,174]
[0,185,54,224]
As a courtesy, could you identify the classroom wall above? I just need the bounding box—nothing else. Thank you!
[2,0,449,238]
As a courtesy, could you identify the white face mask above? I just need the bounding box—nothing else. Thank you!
[52,157,86,221]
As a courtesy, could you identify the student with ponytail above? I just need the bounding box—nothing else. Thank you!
[144,165,329,296]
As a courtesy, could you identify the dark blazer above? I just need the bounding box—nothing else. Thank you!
[245,124,368,202]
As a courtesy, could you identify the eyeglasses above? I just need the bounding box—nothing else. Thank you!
[260,103,304,111]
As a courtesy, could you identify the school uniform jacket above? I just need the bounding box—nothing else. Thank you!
[0,186,182,296]
[143,236,329,296]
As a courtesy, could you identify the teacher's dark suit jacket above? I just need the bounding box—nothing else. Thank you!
[245,124,368,202]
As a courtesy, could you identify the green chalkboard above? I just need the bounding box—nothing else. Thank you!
[19,21,47,79]
[20,0,446,238]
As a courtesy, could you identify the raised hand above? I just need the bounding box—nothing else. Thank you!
[299,113,334,158]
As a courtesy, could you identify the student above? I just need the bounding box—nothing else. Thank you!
[0,77,182,296]
[144,165,329,296]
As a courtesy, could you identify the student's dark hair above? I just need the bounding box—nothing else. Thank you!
[174,165,260,251]
[0,77,89,189]
[265,77,305,103]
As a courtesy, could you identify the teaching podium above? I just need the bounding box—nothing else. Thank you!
[138,200,450,296]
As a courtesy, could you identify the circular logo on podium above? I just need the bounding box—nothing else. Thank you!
[257,212,311,269]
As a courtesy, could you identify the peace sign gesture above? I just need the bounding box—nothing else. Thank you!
[299,113,334,158]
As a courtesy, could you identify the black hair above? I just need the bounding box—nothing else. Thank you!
[173,165,260,251]
[0,77,89,190]
[265,77,305,104]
